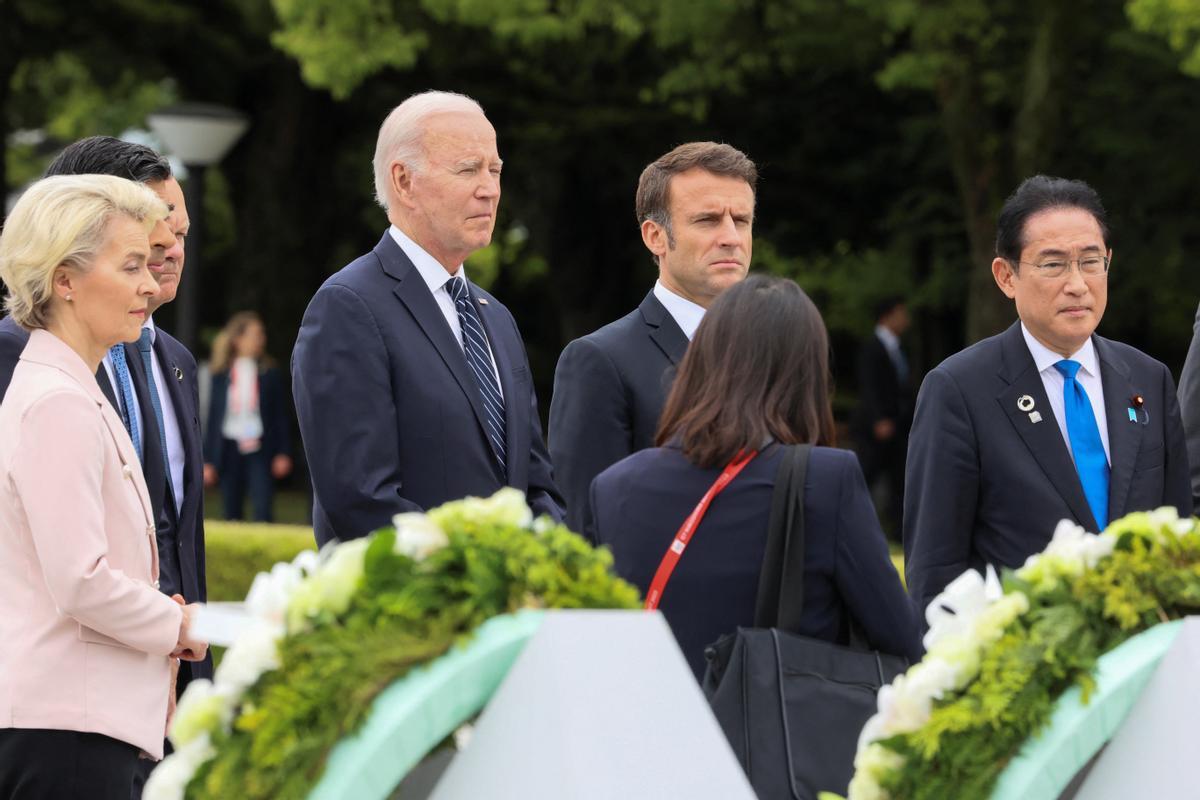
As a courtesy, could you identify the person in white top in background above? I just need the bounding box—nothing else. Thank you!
[549,141,758,534]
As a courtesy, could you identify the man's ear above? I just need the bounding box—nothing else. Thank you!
[992,257,1018,299]
[391,161,415,209]
[641,219,669,260]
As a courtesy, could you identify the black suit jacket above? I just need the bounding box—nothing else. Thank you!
[203,366,292,464]
[852,334,912,439]
[0,316,211,681]
[292,232,564,546]
[589,444,922,678]
[1176,300,1200,513]
[549,291,689,534]
[904,322,1191,615]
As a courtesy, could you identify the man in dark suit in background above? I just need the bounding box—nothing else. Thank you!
[852,296,914,537]
[292,91,563,546]
[1176,302,1200,513]
[904,175,1190,617]
[549,142,757,534]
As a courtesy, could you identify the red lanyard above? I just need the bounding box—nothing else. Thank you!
[644,449,758,610]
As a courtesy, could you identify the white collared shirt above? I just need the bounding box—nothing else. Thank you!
[389,225,503,397]
[101,318,186,513]
[653,280,707,340]
[1021,323,1111,465]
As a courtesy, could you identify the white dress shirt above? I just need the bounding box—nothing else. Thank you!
[100,319,186,513]
[653,280,707,340]
[389,225,503,397]
[1021,323,1111,465]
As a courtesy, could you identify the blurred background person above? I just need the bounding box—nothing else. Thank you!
[851,295,914,539]
[0,175,207,798]
[204,311,293,522]
[587,275,920,679]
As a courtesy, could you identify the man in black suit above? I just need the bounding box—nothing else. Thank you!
[904,175,1191,616]
[549,142,757,533]
[1176,302,1200,513]
[852,296,914,536]
[292,91,563,545]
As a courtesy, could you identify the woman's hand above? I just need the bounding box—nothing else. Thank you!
[203,463,218,488]
[271,454,293,479]
[171,594,208,662]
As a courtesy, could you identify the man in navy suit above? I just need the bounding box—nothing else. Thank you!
[904,175,1191,617]
[292,91,563,545]
[549,142,757,533]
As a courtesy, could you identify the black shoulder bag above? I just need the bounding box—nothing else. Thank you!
[700,444,909,800]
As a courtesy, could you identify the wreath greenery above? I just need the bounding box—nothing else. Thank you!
[838,508,1200,800]
[146,489,640,800]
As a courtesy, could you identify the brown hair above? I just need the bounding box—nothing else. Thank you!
[656,275,836,467]
[635,142,757,243]
[210,310,271,373]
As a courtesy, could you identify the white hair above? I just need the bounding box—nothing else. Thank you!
[372,90,485,210]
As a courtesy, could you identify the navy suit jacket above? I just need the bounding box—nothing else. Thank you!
[588,443,921,678]
[0,315,211,682]
[904,322,1191,616]
[1176,300,1200,512]
[549,291,688,534]
[292,232,564,546]
[204,366,292,464]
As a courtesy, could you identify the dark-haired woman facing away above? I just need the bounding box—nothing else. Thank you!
[586,275,920,678]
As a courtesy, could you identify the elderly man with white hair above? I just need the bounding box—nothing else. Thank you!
[292,91,564,545]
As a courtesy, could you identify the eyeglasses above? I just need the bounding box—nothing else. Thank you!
[1013,255,1110,279]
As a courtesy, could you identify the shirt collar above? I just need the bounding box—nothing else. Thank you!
[652,280,707,340]
[875,324,900,352]
[389,225,465,292]
[1020,322,1099,378]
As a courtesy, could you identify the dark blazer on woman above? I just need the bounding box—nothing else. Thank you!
[203,365,292,464]
[587,443,921,678]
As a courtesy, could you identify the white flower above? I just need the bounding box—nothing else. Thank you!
[1148,506,1195,537]
[392,512,448,560]
[143,732,216,800]
[287,537,369,630]
[453,722,474,751]
[214,619,282,693]
[169,679,236,748]
[430,488,533,530]
[244,551,315,626]
[923,566,1002,651]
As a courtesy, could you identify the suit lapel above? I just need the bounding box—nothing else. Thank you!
[95,364,120,411]
[376,235,493,457]
[996,323,1098,530]
[1095,336,1143,522]
[638,291,689,365]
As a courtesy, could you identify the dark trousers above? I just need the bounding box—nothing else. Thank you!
[219,438,273,522]
[0,728,139,800]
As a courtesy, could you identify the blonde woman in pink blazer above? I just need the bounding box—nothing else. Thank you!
[0,175,208,798]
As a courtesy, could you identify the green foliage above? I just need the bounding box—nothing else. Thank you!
[1128,0,1200,76]
[205,522,316,602]
[187,507,638,799]
[872,517,1200,800]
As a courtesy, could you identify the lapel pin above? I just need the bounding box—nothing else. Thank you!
[1017,395,1035,412]
[174,366,184,382]
[1129,394,1146,424]
[478,298,489,305]
[1029,411,1042,424]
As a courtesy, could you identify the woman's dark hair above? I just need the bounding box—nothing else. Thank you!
[656,274,836,467]
[995,175,1109,264]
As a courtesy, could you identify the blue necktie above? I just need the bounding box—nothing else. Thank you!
[447,276,507,475]
[109,344,142,462]
[137,328,175,506]
[1054,359,1110,529]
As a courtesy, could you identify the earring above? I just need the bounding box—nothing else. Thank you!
[65,294,73,301]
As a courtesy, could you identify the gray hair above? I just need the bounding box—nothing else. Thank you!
[372,90,485,210]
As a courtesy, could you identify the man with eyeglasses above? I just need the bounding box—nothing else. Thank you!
[904,175,1190,621]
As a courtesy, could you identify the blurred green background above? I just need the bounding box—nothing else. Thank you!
[7,0,1200,531]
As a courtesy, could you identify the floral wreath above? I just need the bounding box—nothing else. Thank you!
[837,507,1200,800]
[146,489,639,800]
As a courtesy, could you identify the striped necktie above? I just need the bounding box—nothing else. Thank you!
[137,328,175,505]
[109,344,142,462]
[447,276,507,475]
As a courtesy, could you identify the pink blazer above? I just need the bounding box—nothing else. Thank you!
[0,329,183,758]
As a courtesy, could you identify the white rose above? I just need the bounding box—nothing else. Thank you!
[287,537,369,630]
[393,512,449,560]
[214,619,282,694]
[143,733,216,800]
[169,679,236,748]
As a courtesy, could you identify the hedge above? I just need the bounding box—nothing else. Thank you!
[205,521,316,602]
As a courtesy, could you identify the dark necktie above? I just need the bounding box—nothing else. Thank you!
[109,344,142,461]
[137,328,175,506]
[1054,359,1110,529]
[447,276,507,475]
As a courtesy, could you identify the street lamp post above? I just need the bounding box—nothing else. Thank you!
[148,103,248,351]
